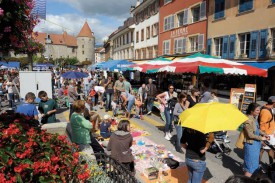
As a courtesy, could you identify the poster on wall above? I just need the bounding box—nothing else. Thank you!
[230,88,245,109]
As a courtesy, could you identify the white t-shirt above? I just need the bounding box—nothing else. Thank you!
[6,82,13,93]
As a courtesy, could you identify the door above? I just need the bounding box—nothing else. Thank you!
[35,72,53,98]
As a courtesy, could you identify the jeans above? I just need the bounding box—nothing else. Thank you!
[127,99,135,112]
[105,93,113,110]
[164,107,173,133]
[84,84,89,97]
[175,124,184,150]
[147,97,154,112]
[185,158,206,183]
[8,93,14,108]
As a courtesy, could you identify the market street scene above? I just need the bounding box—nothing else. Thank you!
[1,0,275,183]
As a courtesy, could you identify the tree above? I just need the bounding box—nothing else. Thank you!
[0,0,41,70]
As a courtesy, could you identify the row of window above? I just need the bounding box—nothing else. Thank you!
[134,0,159,25]
[207,29,275,59]
[164,1,206,32]
[162,34,205,55]
[136,23,159,43]
[135,46,158,60]
[214,0,275,20]
[113,31,134,49]
[114,48,134,60]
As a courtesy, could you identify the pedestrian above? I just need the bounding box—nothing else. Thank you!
[121,91,135,119]
[114,75,125,104]
[83,96,101,131]
[107,120,135,174]
[259,96,275,167]
[134,94,143,119]
[209,91,219,102]
[243,103,268,177]
[138,83,147,113]
[200,82,211,103]
[173,93,189,153]
[16,92,39,120]
[124,77,132,94]
[187,87,200,108]
[38,91,57,124]
[68,80,79,119]
[146,78,157,115]
[156,84,178,141]
[104,76,114,112]
[5,78,14,108]
[181,128,214,183]
[100,114,111,139]
[70,100,94,155]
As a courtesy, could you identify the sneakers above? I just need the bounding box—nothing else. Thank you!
[147,111,152,115]
[165,133,171,141]
[168,132,172,138]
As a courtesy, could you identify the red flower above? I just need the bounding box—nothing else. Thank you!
[14,164,29,173]
[7,159,12,166]
[77,170,90,181]
[50,155,60,164]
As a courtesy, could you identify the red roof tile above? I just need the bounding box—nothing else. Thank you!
[78,22,94,38]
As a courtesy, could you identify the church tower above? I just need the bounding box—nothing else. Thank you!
[77,22,95,64]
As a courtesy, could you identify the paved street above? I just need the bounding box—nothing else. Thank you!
[54,102,269,183]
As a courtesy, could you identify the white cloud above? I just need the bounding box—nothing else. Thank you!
[50,0,137,18]
[34,14,119,44]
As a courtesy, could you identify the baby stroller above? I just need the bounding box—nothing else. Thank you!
[207,131,232,159]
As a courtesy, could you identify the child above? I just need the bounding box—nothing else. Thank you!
[134,95,142,119]
[209,91,219,102]
[16,92,39,120]
[100,114,111,139]
[111,95,119,117]
[38,91,57,124]
[107,120,135,174]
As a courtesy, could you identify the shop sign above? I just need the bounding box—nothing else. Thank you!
[170,27,188,38]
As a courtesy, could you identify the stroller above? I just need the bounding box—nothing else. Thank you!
[207,131,232,159]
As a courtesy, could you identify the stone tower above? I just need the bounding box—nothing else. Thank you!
[77,22,95,64]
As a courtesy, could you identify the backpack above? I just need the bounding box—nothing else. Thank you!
[167,97,177,114]
[258,106,274,129]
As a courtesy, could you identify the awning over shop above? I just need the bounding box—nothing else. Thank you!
[0,61,20,69]
[239,61,275,70]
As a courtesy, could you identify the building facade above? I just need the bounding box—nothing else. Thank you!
[159,0,207,56]
[207,0,275,60]
[35,22,95,64]
[109,18,135,61]
[132,0,160,60]
[95,47,106,63]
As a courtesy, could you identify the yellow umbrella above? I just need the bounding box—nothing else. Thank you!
[180,102,248,134]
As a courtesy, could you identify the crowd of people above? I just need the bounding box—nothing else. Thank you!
[2,67,275,183]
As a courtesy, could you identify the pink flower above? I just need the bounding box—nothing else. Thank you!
[0,8,4,16]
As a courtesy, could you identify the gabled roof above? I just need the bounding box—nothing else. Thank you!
[34,32,77,47]
[78,22,94,38]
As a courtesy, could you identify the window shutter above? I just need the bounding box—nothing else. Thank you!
[183,9,189,25]
[259,29,268,58]
[200,1,206,20]
[198,34,204,51]
[214,0,225,19]
[249,31,258,58]
[273,0,275,4]
[228,35,236,59]
[239,1,245,13]
[207,39,212,55]
[174,39,178,54]
[222,36,229,58]
[171,15,175,29]
[183,38,186,53]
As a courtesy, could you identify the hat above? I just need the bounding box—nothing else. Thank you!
[104,114,110,120]
[268,96,275,103]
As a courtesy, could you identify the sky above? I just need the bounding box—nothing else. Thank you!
[34,0,137,45]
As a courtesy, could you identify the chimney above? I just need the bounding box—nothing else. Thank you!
[136,0,140,7]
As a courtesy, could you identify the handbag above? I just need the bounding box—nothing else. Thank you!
[235,130,244,149]
[163,158,179,169]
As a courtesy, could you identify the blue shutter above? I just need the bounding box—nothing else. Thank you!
[273,0,275,4]
[183,9,189,25]
[249,31,258,59]
[259,29,268,58]
[229,35,236,59]
[207,39,212,55]
[200,1,206,20]
[222,36,229,59]
[214,0,225,20]
[239,0,253,13]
